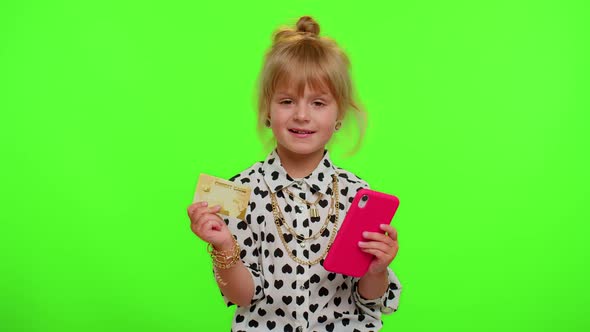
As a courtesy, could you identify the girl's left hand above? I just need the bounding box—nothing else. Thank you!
[358,224,399,275]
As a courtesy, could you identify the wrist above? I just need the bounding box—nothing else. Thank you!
[358,269,389,300]
[208,236,241,271]
[213,237,236,251]
[364,269,388,279]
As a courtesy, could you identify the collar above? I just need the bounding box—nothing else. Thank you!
[261,149,337,195]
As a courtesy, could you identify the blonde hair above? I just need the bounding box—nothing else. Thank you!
[256,16,367,155]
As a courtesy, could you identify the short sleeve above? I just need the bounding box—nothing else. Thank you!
[218,205,266,307]
[352,267,402,316]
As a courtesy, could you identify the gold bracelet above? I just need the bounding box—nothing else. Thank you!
[208,237,240,270]
[209,237,240,286]
[213,266,228,286]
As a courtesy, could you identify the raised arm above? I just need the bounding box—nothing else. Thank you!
[188,202,257,307]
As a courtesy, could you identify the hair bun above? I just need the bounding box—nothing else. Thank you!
[296,16,320,36]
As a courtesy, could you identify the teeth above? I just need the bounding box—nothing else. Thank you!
[292,130,312,134]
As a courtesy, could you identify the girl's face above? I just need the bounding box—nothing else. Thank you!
[269,83,339,158]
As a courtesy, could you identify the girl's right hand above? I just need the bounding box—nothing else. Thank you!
[187,201,235,250]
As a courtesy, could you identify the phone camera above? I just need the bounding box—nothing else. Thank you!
[361,195,368,202]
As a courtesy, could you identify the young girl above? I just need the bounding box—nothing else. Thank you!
[187,16,401,331]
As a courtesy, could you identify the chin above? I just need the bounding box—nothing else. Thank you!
[282,144,324,156]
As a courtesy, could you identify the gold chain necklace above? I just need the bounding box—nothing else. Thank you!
[273,200,333,245]
[275,184,334,244]
[269,173,340,266]
[282,187,322,218]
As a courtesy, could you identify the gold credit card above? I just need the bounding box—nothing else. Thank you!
[193,173,251,220]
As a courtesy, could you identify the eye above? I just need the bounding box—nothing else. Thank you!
[313,101,326,107]
[279,99,293,105]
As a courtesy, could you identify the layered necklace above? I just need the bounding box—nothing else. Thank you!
[269,173,340,266]
[282,187,322,218]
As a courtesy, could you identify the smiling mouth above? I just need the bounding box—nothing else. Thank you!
[289,129,316,134]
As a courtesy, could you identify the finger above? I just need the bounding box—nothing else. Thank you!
[198,213,225,236]
[362,231,395,247]
[190,207,207,225]
[380,224,398,241]
[197,213,215,232]
[187,202,207,220]
[190,202,222,217]
[195,218,213,237]
[198,213,224,235]
[200,219,217,235]
[358,240,393,255]
[207,216,226,232]
[194,220,220,243]
[211,205,223,216]
[190,205,222,225]
[360,248,391,261]
[187,201,208,216]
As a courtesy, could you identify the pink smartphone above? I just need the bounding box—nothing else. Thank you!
[323,188,400,277]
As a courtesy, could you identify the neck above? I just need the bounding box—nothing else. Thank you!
[275,145,326,178]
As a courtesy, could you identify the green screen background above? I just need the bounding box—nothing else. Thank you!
[1,1,588,331]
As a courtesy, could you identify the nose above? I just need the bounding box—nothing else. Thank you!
[293,104,311,121]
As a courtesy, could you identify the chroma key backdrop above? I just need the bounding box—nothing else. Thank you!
[1,1,588,331]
